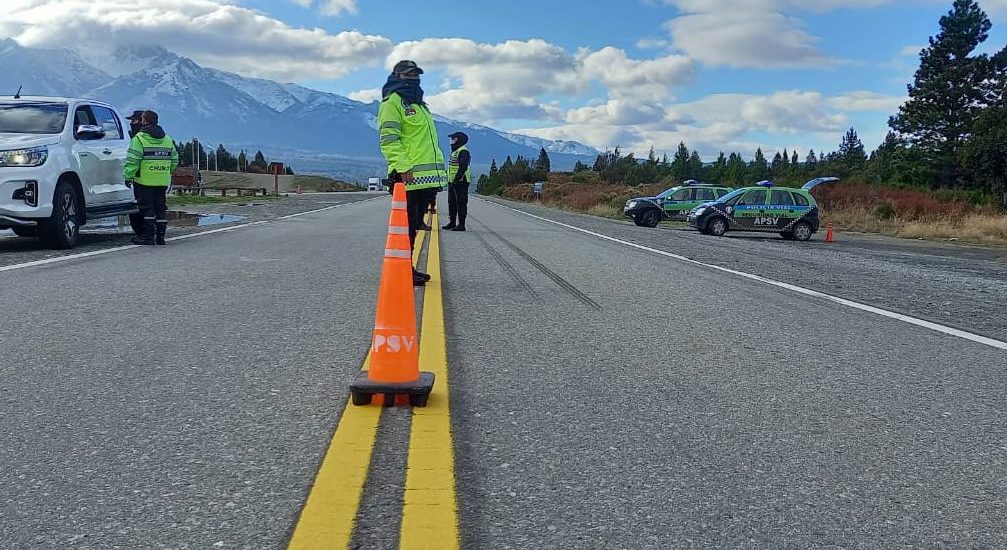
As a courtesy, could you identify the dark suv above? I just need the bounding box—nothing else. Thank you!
[624,180,733,227]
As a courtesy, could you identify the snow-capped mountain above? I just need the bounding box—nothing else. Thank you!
[0,41,599,179]
[0,39,110,97]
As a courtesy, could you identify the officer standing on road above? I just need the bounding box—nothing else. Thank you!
[442,132,471,232]
[123,110,179,246]
[377,60,448,286]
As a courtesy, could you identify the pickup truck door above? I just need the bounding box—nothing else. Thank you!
[87,105,132,207]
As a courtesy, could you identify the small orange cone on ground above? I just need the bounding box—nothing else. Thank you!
[349,182,435,407]
[825,222,834,243]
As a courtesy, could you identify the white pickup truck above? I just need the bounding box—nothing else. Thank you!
[0,96,143,248]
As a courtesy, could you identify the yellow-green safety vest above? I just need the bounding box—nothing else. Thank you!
[447,145,471,183]
[377,92,447,191]
[124,132,179,187]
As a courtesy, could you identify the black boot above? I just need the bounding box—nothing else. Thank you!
[413,268,431,282]
[132,219,156,245]
[155,221,167,245]
[452,219,466,232]
[412,273,428,286]
[442,221,456,230]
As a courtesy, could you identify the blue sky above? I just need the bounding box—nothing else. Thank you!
[4,0,1006,160]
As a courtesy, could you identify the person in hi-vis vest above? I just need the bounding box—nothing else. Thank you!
[442,132,471,232]
[123,110,179,246]
[377,60,448,286]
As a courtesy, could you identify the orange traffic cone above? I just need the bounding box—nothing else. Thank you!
[825,222,834,243]
[349,182,435,407]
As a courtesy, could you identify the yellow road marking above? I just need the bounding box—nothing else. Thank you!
[287,212,444,550]
[287,358,380,549]
[400,214,461,550]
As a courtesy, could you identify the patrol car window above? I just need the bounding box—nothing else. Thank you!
[715,189,731,198]
[695,188,715,201]
[737,190,766,206]
[718,188,747,205]
[670,188,693,201]
[89,106,123,140]
[794,193,810,206]
[0,102,68,134]
[771,190,795,206]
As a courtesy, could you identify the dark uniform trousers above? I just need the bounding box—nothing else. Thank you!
[447,181,470,225]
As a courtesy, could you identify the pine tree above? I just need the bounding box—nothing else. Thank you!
[806,149,818,172]
[750,148,770,181]
[687,151,704,179]
[671,142,690,181]
[889,0,1007,185]
[252,150,267,169]
[237,150,248,172]
[959,106,1007,203]
[573,160,589,172]
[771,151,784,176]
[489,159,498,177]
[781,148,790,168]
[838,127,867,170]
[534,147,551,177]
[791,150,799,166]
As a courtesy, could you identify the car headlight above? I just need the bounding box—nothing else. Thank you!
[0,146,48,167]
[692,207,707,216]
[626,200,638,209]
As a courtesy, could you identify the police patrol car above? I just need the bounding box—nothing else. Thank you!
[624,180,733,227]
[687,177,838,241]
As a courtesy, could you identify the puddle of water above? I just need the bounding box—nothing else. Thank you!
[2,211,244,238]
[166,211,245,227]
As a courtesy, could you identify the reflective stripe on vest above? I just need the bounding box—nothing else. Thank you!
[447,145,471,183]
[134,133,175,187]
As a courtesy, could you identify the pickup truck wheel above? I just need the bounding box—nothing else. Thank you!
[11,227,37,237]
[129,213,144,235]
[641,209,662,228]
[39,180,80,249]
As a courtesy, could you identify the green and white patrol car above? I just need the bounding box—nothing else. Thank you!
[687,178,838,241]
[624,180,733,227]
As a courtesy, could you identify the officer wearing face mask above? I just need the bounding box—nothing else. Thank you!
[377,60,448,286]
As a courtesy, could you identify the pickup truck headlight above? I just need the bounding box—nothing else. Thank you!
[626,200,638,209]
[0,146,48,167]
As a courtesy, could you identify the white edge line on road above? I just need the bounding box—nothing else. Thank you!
[0,197,383,274]
[487,199,1007,352]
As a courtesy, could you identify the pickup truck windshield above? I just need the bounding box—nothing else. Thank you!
[0,102,69,134]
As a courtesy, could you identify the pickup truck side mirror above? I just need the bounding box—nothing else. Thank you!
[76,124,106,140]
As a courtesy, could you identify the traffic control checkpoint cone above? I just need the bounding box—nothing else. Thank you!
[825,222,834,243]
[349,182,435,407]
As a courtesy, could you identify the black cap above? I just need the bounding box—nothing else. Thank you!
[129,110,144,122]
[448,132,467,139]
[392,60,423,76]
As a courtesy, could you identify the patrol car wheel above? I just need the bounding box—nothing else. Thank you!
[792,221,812,241]
[640,209,662,228]
[708,217,728,236]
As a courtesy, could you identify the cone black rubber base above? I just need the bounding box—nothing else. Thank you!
[349,372,435,407]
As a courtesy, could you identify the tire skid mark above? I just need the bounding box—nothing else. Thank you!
[469,219,538,297]
[473,216,602,311]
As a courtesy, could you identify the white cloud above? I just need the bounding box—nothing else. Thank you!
[636,38,670,49]
[829,91,905,111]
[387,38,691,124]
[348,88,382,103]
[660,0,900,69]
[0,0,390,80]
[286,0,357,16]
[515,90,865,159]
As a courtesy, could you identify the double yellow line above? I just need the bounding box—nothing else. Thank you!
[288,217,459,549]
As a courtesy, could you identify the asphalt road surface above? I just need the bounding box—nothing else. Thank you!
[1,193,1004,549]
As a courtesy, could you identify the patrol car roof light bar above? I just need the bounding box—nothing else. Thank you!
[756,180,774,187]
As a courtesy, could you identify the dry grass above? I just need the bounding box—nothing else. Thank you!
[498,175,1007,247]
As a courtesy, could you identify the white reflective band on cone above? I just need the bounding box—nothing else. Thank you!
[388,226,409,235]
[384,249,412,258]
[391,201,407,209]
